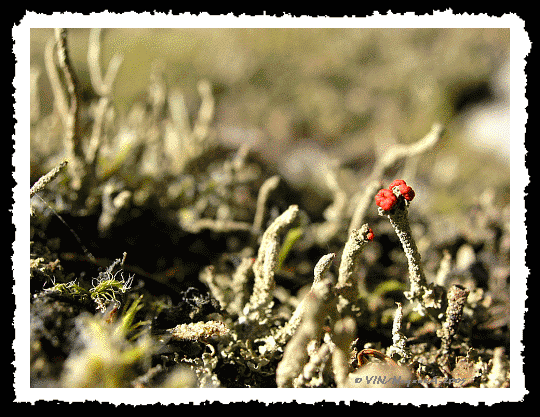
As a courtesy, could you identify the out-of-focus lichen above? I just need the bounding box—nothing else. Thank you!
[252,175,281,235]
[97,179,132,236]
[349,124,444,234]
[483,347,509,388]
[331,317,357,387]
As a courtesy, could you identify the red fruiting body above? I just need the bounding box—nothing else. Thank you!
[388,179,415,201]
[388,179,407,190]
[375,188,398,211]
[400,186,415,201]
[366,228,375,241]
[376,179,416,211]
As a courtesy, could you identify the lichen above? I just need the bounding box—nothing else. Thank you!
[27,28,512,392]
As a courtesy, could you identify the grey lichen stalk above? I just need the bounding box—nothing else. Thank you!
[336,224,372,309]
[386,302,411,365]
[241,204,300,324]
[438,284,470,355]
[379,195,445,318]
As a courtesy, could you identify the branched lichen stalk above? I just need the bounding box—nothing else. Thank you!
[87,28,123,97]
[86,29,124,168]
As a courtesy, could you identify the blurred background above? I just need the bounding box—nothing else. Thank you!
[30,28,510,214]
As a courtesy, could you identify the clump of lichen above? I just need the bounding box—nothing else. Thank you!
[28,28,510,390]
